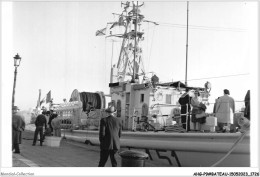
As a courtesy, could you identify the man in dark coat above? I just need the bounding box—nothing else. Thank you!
[48,110,55,133]
[32,111,47,146]
[98,105,122,167]
[12,106,25,153]
[178,88,191,131]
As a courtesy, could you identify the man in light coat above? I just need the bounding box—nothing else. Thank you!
[215,89,235,132]
[51,113,61,137]
[98,105,122,167]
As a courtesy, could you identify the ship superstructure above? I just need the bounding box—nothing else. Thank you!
[106,2,209,131]
[55,1,210,131]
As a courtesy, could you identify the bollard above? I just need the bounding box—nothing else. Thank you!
[119,150,149,167]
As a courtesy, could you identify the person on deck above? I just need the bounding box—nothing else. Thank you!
[215,89,235,132]
[194,102,208,132]
[191,90,201,131]
[98,105,122,167]
[151,74,159,88]
[178,88,191,131]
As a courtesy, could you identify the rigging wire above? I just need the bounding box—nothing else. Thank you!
[180,73,250,82]
[157,22,247,32]
[144,21,150,72]
[147,25,156,73]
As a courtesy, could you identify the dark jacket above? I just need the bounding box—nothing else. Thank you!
[48,113,57,125]
[35,114,47,129]
[99,115,122,150]
[178,93,191,112]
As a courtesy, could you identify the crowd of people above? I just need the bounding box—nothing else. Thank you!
[178,88,250,133]
[12,102,122,167]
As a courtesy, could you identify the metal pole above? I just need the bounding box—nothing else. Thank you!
[185,1,189,86]
[12,67,18,108]
[132,1,138,83]
[110,40,114,83]
[186,104,188,132]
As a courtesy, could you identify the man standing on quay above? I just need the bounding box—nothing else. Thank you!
[32,110,47,146]
[98,105,122,167]
[12,106,25,153]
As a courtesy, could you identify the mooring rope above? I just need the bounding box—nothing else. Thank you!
[210,130,249,167]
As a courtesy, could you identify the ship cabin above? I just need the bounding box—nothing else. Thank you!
[109,81,206,131]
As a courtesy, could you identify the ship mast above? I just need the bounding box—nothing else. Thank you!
[185,1,189,86]
[131,1,139,83]
[109,1,145,83]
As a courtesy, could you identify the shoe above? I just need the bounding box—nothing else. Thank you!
[32,144,35,146]
[14,151,20,153]
[40,143,42,146]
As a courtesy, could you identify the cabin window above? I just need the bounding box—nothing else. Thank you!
[142,103,148,116]
[140,94,144,103]
[117,100,121,117]
[126,93,130,104]
[166,94,171,104]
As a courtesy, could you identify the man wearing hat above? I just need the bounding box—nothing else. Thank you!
[98,105,122,167]
[12,106,25,153]
[215,89,235,132]
[178,88,191,131]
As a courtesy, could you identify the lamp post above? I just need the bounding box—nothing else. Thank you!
[12,53,22,109]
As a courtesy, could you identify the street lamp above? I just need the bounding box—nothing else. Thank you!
[12,53,22,109]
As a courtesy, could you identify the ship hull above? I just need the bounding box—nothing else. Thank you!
[61,129,250,167]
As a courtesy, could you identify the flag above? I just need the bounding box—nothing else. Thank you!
[40,97,45,106]
[46,90,51,103]
[95,28,106,36]
[110,15,125,29]
[36,89,41,108]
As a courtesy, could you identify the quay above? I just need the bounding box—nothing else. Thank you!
[13,129,174,167]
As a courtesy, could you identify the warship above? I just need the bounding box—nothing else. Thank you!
[42,2,250,167]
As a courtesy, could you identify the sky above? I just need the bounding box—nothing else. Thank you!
[1,1,257,112]
[0,0,259,174]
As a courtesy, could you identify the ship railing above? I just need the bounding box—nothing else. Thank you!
[150,103,180,109]
[183,99,247,131]
[201,100,247,113]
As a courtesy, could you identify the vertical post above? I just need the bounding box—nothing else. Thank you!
[110,40,114,83]
[185,1,189,86]
[186,104,188,131]
[132,1,139,83]
[12,67,18,108]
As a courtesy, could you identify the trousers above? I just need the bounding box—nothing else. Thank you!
[98,149,118,167]
[33,126,44,145]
